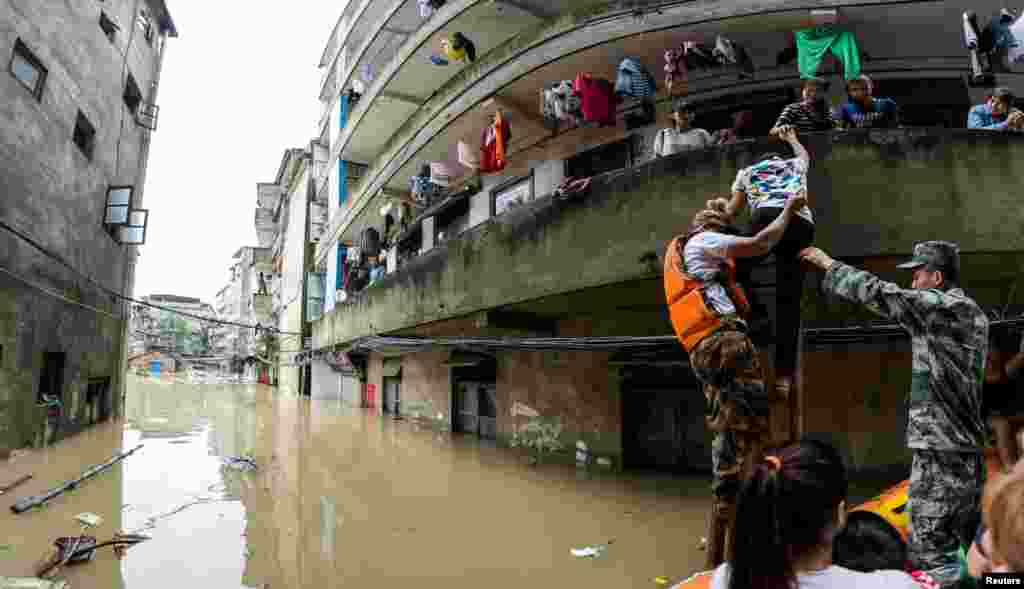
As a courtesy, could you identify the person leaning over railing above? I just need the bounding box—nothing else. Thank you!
[832,75,900,129]
[770,77,835,137]
[967,87,1024,132]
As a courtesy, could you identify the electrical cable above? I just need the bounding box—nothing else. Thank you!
[0,215,302,334]
[308,316,1024,354]
[0,263,119,320]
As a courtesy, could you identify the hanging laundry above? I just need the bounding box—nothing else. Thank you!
[664,46,688,94]
[410,164,441,205]
[418,0,435,19]
[1009,13,1024,64]
[794,26,862,80]
[438,33,476,65]
[980,9,1018,52]
[713,36,737,65]
[614,58,657,99]
[479,111,511,173]
[963,11,993,82]
[429,161,457,187]
[428,0,447,8]
[684,42,717,70]
[542,80,583,129]
[451,33,476,63]
[963,11,982,49]
[573,73,616,126]
[457,140,479,170]
[713,36,755,78]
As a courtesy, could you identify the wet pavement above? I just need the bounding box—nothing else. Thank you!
[1,376,722,588]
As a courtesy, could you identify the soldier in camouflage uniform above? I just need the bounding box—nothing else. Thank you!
[801,241,989,588]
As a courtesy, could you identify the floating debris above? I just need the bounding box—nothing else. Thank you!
[75,512,103,527]
[223,456,258,472]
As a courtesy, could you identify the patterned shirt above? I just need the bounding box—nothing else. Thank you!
[774,101,835,134]
[731,156,813,224]
[822,263,989,452]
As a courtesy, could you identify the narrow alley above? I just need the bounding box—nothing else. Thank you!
[2,376,723,588]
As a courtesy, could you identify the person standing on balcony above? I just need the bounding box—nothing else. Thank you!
[833,75,900,129]
[799,241,989,588]
[724,127,814,402]
[664,190,806,568]
[771,78,835,136]
[968,87,1024,131]
[653,99,713,157]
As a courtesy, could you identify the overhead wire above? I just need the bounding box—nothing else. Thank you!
[0,218,302,335]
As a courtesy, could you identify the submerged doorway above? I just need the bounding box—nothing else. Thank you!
[86,377,111,424]
[450,355,497,440]
[620,362,710,474]
[382,356,403,416]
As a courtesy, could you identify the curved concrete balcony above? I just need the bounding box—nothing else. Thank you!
[315,0,991,267]
[314,129,1024,349]
[332,0,545,164]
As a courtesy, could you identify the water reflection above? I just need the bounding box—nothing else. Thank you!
[3,377,717,588]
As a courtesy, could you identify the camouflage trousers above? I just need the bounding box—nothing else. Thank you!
[908,449,984,588]
[690,326,772,505]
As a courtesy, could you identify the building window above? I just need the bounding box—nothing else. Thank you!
[73,111,96,160]
[347,162,368,180]
[124,73,142,114]
[99,12,119,44]
[492,174,534,217]
[9,39,47,100]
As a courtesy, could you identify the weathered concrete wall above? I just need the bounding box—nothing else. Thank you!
[0,0,170,448]
[803,344,912,476]
[497,349,622,464]
[316,129,1024,348]
[400,351,452,424]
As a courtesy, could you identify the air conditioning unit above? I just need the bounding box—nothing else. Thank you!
[136,102,160,131]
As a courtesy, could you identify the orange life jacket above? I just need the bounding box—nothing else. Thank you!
[664,235,751,353]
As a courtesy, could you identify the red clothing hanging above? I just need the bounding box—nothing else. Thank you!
[479,112,511,173]
[573,73,616,126]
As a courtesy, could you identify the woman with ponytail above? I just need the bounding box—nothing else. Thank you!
[712,440,920,589]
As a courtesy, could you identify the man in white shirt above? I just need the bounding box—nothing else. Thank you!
[654,100,713,157]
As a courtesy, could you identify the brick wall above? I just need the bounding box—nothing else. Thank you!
[399,351,451,424]
[497,349,622,461]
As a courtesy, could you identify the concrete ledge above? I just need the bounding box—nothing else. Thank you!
[315,128,1024,348]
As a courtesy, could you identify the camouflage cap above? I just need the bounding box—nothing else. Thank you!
[896,240,961,274]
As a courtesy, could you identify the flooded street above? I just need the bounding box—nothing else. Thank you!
[2,376,718,587]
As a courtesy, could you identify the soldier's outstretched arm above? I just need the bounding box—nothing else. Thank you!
[800,248,932,334]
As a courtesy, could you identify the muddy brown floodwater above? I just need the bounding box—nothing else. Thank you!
[1,377,749,587]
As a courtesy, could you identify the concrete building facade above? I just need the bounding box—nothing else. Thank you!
[129,294,216,359]
[300,0,1024,475]
[254,148,314,395]
[0,0,176,448]
[215,246,270,379]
